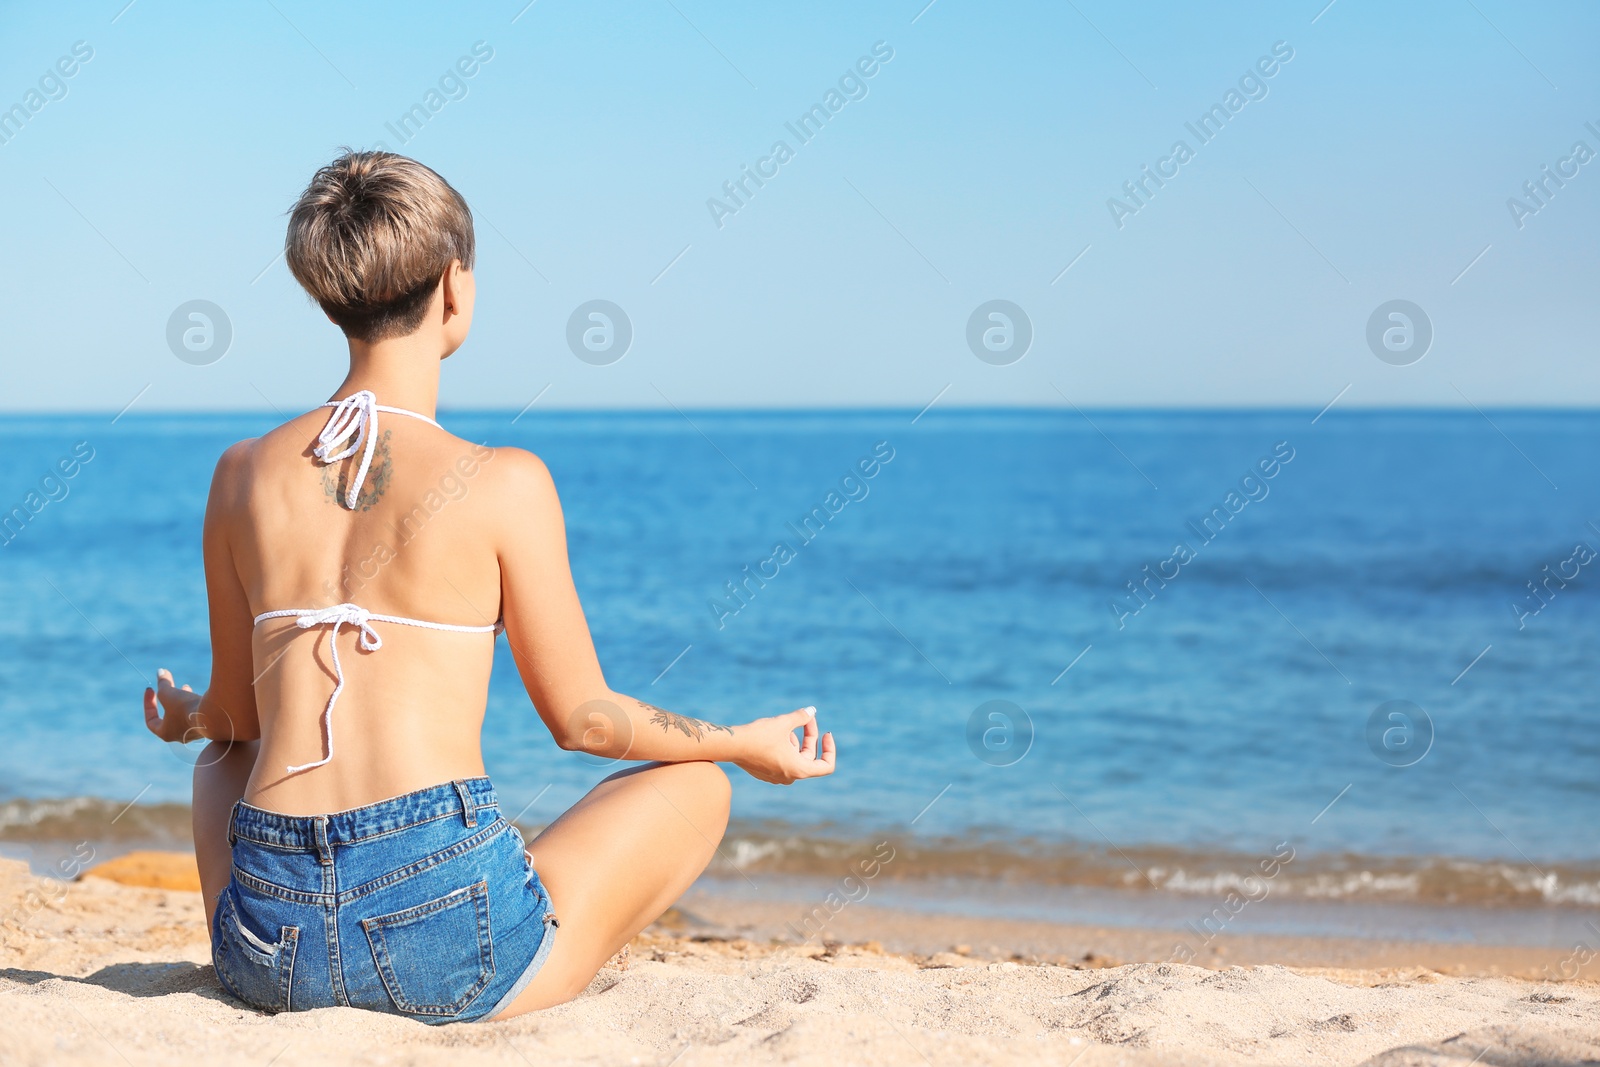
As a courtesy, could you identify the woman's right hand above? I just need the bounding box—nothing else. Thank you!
[731,707,837,785]
[143,668,203,743]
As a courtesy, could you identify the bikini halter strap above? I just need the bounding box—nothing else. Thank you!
[314,390,441,509]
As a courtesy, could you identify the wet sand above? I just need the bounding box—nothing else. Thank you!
[673,887,1600,980]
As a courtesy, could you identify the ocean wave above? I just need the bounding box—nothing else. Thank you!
[709,828,1600,909]
[0,797,190,844]
[8,798,1598,908]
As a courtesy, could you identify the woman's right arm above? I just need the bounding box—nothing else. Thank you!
[143,442,262,746]
[491,448,835,785]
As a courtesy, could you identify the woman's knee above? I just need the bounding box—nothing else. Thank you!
[690,762,731,833]
[653,761,731,834]
[192,740,256,794]
[679,760,731,807]
[190,742,256,823]
[597,760,731,835]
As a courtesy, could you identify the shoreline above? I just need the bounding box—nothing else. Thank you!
[677,888,1600,982]
[30,849,1600,980]
[8,826,1600,953]
[6,800,1600,910]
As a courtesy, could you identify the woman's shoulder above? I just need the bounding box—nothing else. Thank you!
[207,417,302,480]
[204,411,321,503]
[210,435,260,483]
[478,443,552,486]
[469,443,561,512]
[214,410,329,470]
[453,444,567,546]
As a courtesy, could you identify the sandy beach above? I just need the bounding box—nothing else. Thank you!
[7,2,1600,1061]
[3,855,1597,1067]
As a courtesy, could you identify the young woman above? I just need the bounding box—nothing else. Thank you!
[140,151,836,1023]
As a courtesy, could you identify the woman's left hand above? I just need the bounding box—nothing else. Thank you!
[143,668,203,743]
[730,707,837,785]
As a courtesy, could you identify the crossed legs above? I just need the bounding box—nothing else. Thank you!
[188,746,731,1014]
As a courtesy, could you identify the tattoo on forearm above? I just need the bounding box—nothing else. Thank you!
[644,702,733,741]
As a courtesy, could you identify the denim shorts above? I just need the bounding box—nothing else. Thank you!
[213,777,556,1024]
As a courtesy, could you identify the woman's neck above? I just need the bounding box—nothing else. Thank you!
[333,334,443,418]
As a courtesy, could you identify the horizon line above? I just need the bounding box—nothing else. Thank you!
[3,402,1600,418]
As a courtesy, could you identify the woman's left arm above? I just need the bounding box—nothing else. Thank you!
[143,444,261,745]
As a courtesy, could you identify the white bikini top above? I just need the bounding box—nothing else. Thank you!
[252,391,501,776]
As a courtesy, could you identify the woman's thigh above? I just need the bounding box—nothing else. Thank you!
[493,760,731,1016]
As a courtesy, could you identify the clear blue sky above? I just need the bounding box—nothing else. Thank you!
[1,0,1595,412]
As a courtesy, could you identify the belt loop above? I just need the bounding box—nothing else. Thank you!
[226,802,238,847]
[314,815,333,865]
[454,780,477,828]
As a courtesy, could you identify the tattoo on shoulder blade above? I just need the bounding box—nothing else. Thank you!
[321,429,392,511]
[644,702,733,741]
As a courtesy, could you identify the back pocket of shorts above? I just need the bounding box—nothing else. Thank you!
[213,893,298,1013]
[363,881,495,1017]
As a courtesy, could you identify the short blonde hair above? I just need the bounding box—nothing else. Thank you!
[286,150,475,342]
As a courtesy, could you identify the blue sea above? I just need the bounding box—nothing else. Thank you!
[3,408,1598,941]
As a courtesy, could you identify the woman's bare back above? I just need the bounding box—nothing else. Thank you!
[217,401,506,815]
